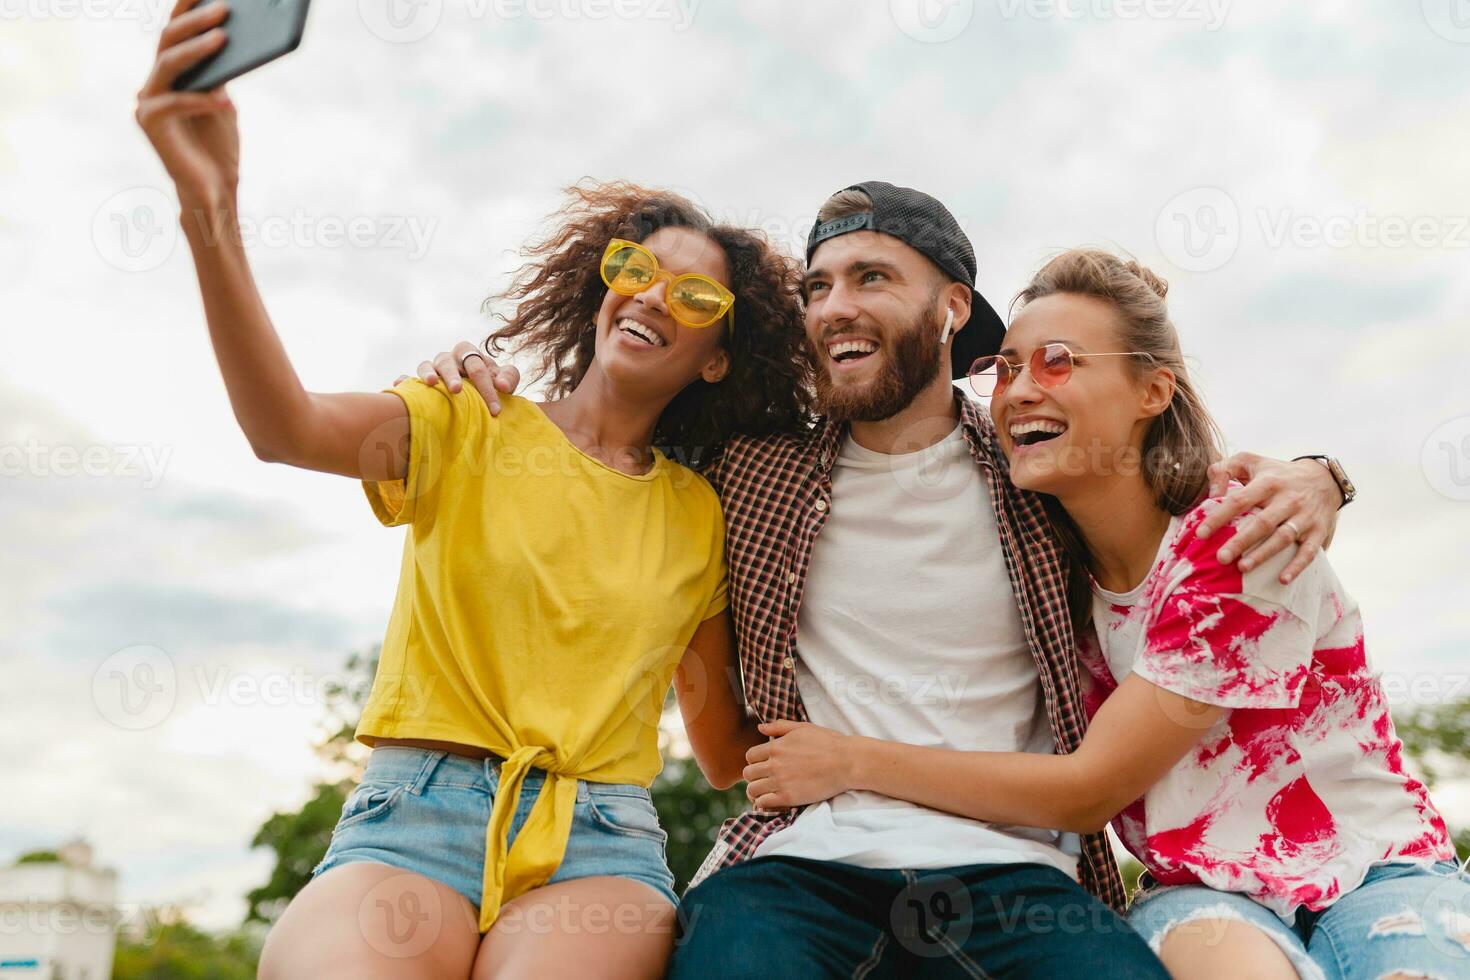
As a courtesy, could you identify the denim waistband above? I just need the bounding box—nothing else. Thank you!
[361,745,653,804]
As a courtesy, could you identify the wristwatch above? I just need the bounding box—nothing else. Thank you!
[1293,455,1356,508]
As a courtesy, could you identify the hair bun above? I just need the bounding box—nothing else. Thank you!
[1123,260,1169,300]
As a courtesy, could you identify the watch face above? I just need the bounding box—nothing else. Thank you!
[1327,458,1355,502]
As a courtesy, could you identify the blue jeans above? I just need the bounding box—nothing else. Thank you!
[1128,859,1470,980]
[669,855,1168,979]
[312,746,679,913]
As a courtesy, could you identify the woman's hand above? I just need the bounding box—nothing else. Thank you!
[135,0,240,207]
[742,720,856,811]
[393,341,522,416]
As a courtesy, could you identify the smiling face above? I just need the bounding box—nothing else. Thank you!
[802,230,964,422]
[591,226,732,398]
[992,292,1175,497]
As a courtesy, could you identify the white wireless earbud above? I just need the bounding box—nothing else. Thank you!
[940,307,955,344]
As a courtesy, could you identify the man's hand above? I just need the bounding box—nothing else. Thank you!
[1196,452,1343,584]
[393,341,521,415]
[743,720,854,811]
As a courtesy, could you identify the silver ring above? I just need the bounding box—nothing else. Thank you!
[459,349,489,372]
[1281,519,1303,541]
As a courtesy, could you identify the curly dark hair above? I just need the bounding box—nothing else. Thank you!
[480,180,815,468]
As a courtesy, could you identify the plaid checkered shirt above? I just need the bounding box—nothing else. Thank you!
[687,389,1128,912]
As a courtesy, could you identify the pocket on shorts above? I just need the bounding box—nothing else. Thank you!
[336,780,407,830]
[586,789,667,843]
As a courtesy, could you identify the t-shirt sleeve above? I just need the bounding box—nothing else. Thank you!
[1135,500,1321,709]
[699,483,730,623]
[361,378,461,527]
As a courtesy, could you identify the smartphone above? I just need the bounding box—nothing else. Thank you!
[172,0,312,93]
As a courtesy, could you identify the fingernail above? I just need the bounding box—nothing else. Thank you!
[1219,550,1233,563]
[490,402,500,415]
[1239,559,1253,571]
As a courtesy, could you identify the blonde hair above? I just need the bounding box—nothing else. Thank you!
[816,187,873,224]
[1013,248,1226,625]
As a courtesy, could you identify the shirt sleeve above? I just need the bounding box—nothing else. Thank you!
[1135,501,1320,709]
[361,378,460,527]
[697,444,728,498]
[698,479,730,623]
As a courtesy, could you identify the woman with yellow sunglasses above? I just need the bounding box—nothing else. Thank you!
[136,15,812,975]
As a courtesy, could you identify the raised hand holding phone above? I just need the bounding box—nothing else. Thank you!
[171,0,311,93]
[135,0,241,209]
[133,0,411,484]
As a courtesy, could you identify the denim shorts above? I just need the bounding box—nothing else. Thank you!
[311,746,678,914]
[1128,859,1470,980]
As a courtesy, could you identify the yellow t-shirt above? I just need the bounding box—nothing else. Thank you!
[359,381,728,930]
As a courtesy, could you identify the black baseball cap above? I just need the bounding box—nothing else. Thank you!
[805,180,1007,380]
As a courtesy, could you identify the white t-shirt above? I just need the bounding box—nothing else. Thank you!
[752,424,1080,876]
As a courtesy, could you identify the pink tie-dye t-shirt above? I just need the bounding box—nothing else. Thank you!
[1080,493,1452,918]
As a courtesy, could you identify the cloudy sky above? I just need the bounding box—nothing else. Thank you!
[3,0,1469,930]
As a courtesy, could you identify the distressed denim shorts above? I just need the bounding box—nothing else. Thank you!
[1128,859,1470,980]
[311,746,678,914]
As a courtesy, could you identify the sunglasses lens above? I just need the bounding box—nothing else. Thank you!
[968,356,1004,397]
[1033,344,1074,387]
[669,278,726,328]
[604,245,656,294]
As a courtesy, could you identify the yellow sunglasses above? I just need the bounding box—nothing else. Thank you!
[600,238,736,330]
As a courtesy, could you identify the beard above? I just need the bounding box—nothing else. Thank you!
[812,305,945,422]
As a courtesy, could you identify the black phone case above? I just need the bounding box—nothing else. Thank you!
[172,0,311,93]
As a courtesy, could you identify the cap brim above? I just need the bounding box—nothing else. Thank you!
[950,287,1007,380]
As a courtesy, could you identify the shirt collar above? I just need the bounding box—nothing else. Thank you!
[810,389,1005,477]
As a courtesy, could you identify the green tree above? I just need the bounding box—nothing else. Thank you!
[650,754,750,893]
[1397,698,1470,861]
[244,782,350,923]
[15,849,60,864]
[244,650,375,923]
[112,920,260,980]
